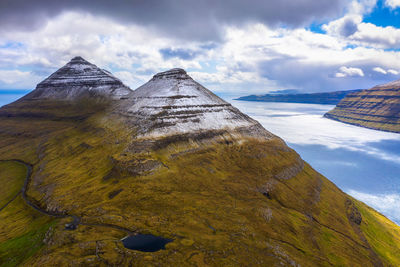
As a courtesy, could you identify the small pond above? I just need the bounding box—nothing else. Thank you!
[122,234,173,252]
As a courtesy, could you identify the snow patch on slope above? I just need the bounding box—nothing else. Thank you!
[23,56,132,100]
[119,68,271,138]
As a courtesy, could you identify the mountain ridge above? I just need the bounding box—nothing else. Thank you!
[0,57,399,266]
[325,79,400,133]
[20,56,132,101]
[116,67,271,140]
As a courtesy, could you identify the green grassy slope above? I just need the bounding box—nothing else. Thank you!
[0,99,399,266]
[0,161,55,267]
[0,161,26,208]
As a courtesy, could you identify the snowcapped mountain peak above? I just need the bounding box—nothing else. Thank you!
[70,56,86,61]
[152,68,188,79]
[129,68,226,104]
[22,57,132,100]
[118,68,272,139]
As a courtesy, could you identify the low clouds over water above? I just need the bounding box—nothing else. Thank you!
[230,100,400,224]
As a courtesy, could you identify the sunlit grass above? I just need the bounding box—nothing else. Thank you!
[0,99,399,265]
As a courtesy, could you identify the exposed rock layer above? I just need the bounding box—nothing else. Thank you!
[325,80,400,133]
[118,68,271,139]
[1,58,400,266]
[21,56,132,101]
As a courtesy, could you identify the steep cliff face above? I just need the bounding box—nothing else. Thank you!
[0,58,400,266]
[325,80,400,133]
[21,56,132,101]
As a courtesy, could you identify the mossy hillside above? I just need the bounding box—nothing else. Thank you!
[0,100,119,265]
[0,99,112,164]
[24,124,400,266]
[0,211,55,267]
[0,100,400,265]
[0,162,55,266]
[355,200,400,266]
[23,221,128,266]
[0,161,26,208]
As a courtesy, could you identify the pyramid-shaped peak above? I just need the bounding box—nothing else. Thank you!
[22,57,132,100]
[70,56,87,62]
[61,56,99,72]
[66,56,95,67]
[118,68,271,139]
[153,68,188,79]
[129,67,225,104]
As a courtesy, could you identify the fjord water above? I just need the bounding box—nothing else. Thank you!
[229,99,400,225]
[1,92,399,224]
[0,91,30,107]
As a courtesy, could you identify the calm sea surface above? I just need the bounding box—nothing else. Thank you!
[229,99,400,224]
[0,92,27,107]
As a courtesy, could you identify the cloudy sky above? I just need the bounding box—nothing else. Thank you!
[1,0,400,95]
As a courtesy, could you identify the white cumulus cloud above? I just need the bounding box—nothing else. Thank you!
[336,66,364,77]
[323,15,362,37]
[351,23,400,48]
[2,5,400,93]
[0,70,42,89]
[372,67,400,75]
[373,67,387,74]
[386,0,400,9]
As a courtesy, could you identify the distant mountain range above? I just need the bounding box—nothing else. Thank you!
[1,57,400,266]
[325,79,400,133]
[235,89,363,105]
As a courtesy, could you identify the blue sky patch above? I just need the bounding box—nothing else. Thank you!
[364,0,400,28]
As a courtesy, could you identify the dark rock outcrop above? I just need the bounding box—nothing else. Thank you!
[346,199,362,225]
